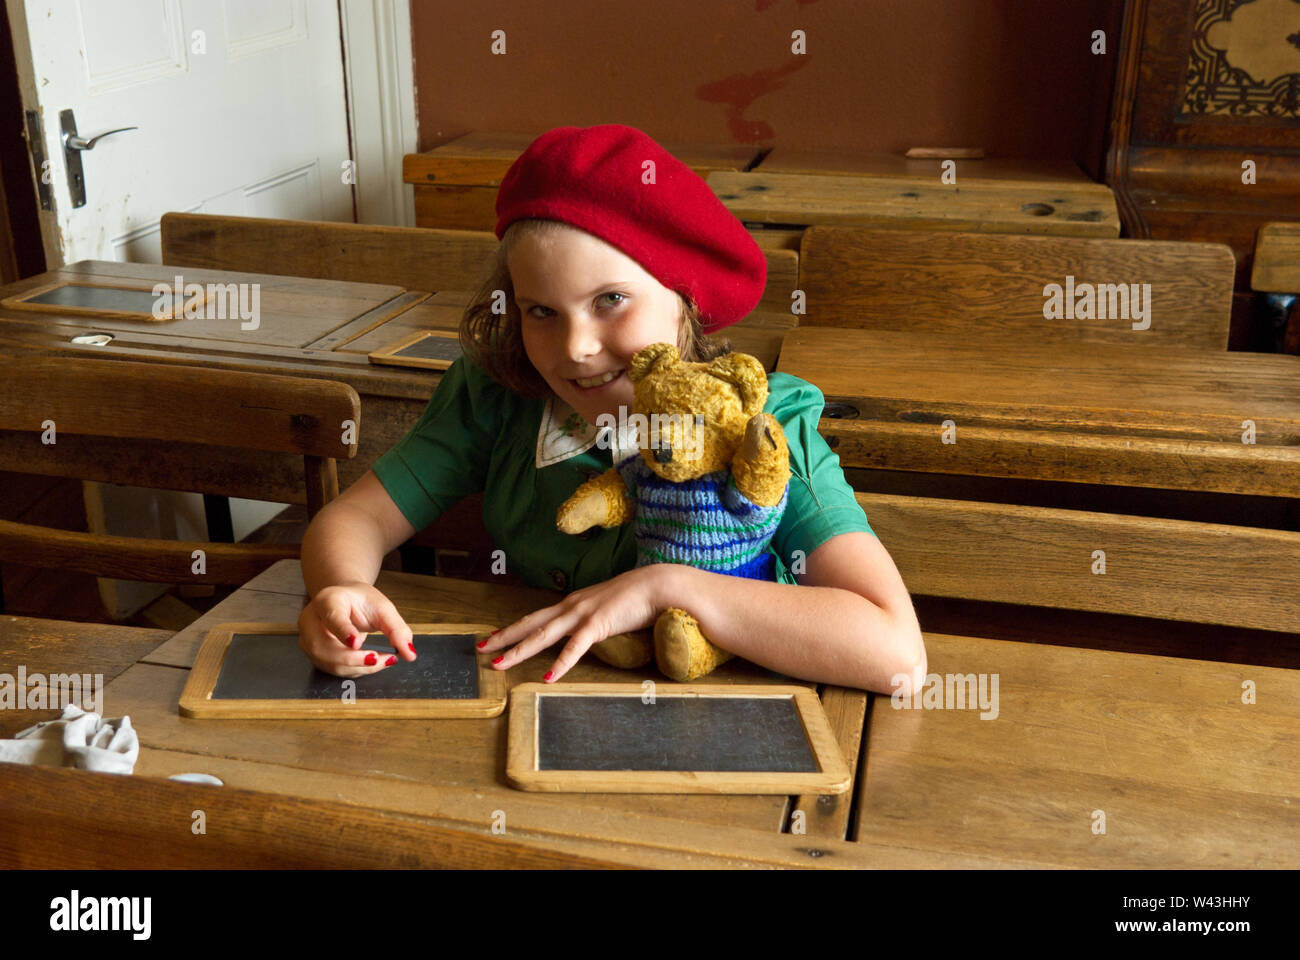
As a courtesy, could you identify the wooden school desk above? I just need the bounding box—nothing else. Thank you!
[3,560,1295,868]
[775,326,1300,633]
[709,151,1121,239]
[0,261,788,481]
[0,560,916,869]
[0,260,443,495]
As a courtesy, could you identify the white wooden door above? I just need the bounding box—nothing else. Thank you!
[13,0,354,265]
[8,0,357,617]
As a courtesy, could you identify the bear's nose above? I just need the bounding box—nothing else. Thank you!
[653,444,673,464]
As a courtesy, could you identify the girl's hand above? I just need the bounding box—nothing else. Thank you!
[478,565,673,683]
[297,581,416,677]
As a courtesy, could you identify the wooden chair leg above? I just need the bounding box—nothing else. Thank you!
[303,456,339,520]
[203,494,234,542]
[1284,296,1300,356]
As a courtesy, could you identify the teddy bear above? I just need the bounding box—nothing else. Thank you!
[556,342,791,680]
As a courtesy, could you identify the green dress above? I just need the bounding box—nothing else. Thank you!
[371,355,874,593]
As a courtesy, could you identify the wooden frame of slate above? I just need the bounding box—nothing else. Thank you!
[506,683,851,794]
[1,278,202,322]
[179,622,505,718]
[367,329,462,370]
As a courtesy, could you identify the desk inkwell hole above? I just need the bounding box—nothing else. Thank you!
[821,401,860,420]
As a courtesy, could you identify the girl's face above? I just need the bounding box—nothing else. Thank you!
[510,226,682,424]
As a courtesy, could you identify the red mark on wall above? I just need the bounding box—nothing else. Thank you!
[698,0,819,142]
[697,59,809,143]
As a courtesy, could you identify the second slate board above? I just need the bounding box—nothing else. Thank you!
[506,683,851,794]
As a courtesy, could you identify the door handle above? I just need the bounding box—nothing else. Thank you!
[58,108,138,208]
[64,126,138,151]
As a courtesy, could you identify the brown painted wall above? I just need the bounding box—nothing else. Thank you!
[411,0,1122,174]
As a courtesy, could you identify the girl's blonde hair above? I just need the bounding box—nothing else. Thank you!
[461,218,732,398]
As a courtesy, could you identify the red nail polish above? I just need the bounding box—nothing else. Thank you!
[385,655,397,666]
[476,639,488,648]
[408,643,416,655]
[364,652,377,666]
[346,634,356,647]
[492,655,504,665]
[544,670,554,682]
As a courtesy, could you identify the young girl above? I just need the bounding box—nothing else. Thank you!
[297,124,925,694]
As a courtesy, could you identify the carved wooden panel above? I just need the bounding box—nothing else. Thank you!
[1107,0,1300,351]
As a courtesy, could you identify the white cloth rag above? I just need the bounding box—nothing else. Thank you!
[0,704,138,774]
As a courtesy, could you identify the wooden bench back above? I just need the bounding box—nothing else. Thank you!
[0,355,359,587]
[1251,222,1300,293]
[160,212,500,292]
[160,211,799,313]
[797,226,1236,349]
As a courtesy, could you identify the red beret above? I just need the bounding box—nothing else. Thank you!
[494,124,767,334]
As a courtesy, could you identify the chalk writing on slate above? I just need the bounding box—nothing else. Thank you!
[210,633,479,700]
[536,694,819,772]
[26,284,183,315]
[395,334,462,362]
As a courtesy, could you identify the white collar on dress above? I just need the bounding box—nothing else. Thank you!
[535,396,638,469]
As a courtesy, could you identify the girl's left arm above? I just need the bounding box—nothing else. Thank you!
[664,531,926,694]
[483,531,926,694]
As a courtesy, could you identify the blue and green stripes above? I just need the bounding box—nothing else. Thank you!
[615,455,787,581]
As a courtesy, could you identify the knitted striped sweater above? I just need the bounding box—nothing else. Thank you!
[615,453,789,581]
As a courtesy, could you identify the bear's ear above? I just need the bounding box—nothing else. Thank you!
[629,342,678,382]
[707,352,769,416]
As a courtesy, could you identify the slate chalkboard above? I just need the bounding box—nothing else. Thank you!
[178,622,506,718]
[211,632,479,701]
[506,683,852,794]
[368,331,462,370]
[3,281,189,319]
[392,334,462,362]
[537,694,817,772]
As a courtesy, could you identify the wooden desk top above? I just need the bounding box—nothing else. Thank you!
[776,326,1300,495]
[708,169,1120,238]
[855,631,1300,867]
[757,149,1096,184]
[780,327,1300,427]
[403,131,759,187]
[0,616,172,737]
[75,560,910,866]
[6,570,1295,867]
[0,261,439,402]
[1,260,404,348]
